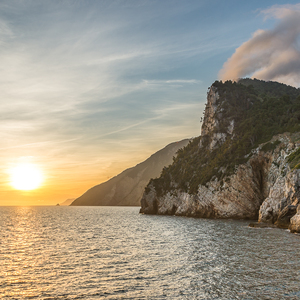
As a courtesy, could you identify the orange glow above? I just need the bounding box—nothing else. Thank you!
[0,146,161,206]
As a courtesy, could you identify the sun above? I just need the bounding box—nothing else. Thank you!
[9,163,43,191]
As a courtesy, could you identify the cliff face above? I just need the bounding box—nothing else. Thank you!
[258,139,300,227]
[141,133,300,220]
[140,79,300,232]
[200,86,234,150]
[71,139,189,206]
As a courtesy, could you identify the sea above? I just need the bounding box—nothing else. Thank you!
[1,206,300,300]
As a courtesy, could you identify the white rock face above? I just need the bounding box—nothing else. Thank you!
[258,135,300,226]
[227,120,234,135]
[140,132,300,223]
[201,86,219,137]
[199,86,234,150]
[209,133,227,150]
[259,170,300,224]
[142,152,268,219]
[289,206,300,233]
[140,82,300,232]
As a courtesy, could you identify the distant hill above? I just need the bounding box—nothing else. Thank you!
[71,139,190,206]
[60,198,75,206]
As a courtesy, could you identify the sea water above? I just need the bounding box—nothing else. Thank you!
[1,206,300,299]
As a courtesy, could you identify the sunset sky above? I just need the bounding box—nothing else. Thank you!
[1,0,300,206]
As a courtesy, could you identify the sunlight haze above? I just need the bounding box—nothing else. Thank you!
[0,0,299,205]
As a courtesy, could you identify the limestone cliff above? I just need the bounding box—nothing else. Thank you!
[141,133,300,221]
[258,139,300,227]
[200,86,234,150]
[140,79,300,232]
[71,139,189,206]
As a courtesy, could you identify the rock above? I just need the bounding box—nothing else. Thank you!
[258,153,300,226]
[275,205,297,229]
[200,86,219,137]
[140,79,300,233]
[140,183,158,215]
[142,134,300,222]
[248,222,276,228]
[199,86,234,150]
[141,152,270,219]
[289,205,300,233]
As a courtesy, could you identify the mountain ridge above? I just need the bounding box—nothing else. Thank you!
[71,139,189,206]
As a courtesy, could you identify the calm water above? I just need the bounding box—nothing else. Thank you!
[1,206,300,299]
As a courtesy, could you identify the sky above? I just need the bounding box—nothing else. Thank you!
[0,0,299,206]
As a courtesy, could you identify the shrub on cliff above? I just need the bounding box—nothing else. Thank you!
[287,147,300,170]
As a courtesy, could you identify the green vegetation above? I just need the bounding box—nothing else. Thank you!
[261,140,281,152]
[287,147,300,170]
[150,79,300,196]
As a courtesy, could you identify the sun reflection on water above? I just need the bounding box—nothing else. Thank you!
[1,206,300,299]
[1,207,44,298]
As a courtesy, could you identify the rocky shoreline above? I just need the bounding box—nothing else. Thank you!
[140,80,300,234]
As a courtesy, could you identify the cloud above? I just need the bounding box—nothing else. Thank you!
[219,4,300,87]
[0,0,234,204]
[142,79,202,88]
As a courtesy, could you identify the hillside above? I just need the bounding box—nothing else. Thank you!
[60,198,75,206]
[140,79,300,232]
[71,139,189,206]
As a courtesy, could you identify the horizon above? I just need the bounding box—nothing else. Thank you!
[1,0,300,206]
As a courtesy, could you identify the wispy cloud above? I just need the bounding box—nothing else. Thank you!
[0,137,82,151]
[219,4,300,87]
[142,79,201,87]
[0,0,278,204]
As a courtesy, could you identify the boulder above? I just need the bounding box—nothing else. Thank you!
[289,205,300,233]
[275,205,297,229]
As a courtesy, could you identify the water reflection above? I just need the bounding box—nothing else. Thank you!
[0,207,300,299]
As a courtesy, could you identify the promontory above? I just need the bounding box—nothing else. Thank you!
[140,79,300,233]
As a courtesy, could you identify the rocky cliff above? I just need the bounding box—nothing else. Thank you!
[140,79,300,233]
[71,139,189,206]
